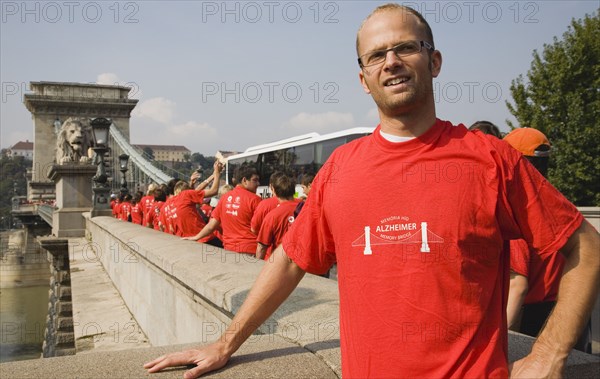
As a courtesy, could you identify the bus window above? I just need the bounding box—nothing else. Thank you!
[227,154,258,185]
[287,143,314,180]
[315,136,346,166]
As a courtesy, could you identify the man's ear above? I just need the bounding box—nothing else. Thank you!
[359,69,372,94]
[430,50,442,78]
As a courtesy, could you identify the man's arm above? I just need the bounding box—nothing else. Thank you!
[256,242,268,260]
[144,245,306,378]
[510,221,600,378]
[182,218,220,241]
[507,271,528,330]
[193,161,223,197]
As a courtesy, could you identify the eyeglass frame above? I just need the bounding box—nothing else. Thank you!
[357,40,434,68]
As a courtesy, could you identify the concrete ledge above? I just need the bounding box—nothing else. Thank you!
[0,336,338,378]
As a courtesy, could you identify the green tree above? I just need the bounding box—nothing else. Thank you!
[0,153,31,229]
[506,13,599,206]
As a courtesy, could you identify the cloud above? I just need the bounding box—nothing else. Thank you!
[132,97,175,124]
[168,121,217,138]
[96,73,121,86]
[284,112,354,132]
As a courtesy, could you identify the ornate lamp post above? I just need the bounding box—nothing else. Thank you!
[90,117,112,216]
[118,153,130,196]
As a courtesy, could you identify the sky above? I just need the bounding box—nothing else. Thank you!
[1,0,598,156]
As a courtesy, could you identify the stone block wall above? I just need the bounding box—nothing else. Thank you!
[38,238,75,357]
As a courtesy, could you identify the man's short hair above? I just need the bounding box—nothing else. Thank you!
[469,121,503,139]
[271,172,296,199]
[356,4,435,56]
[301,173,315,187]
[235,166,258,184]
[174,180,190,195]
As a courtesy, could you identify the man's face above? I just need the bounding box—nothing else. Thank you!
[243,175,260,193]
[358,11,441,117]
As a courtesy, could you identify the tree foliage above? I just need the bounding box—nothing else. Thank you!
[506,13,599,206]
[0,153,31,229]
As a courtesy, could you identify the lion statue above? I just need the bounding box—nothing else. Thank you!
[56,117,93,164]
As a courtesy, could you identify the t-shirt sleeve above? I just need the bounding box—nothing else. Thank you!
[256,213,274,246]
[211,197,223,222]
[190,190,206,203]
[498,150,583,256]
[251,202,266,232]
[282,163,337,275]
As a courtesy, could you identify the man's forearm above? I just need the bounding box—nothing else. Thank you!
[532,221,600,363]
[507,272,528,330]
[218,245,305,355]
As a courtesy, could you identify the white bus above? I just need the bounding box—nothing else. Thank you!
[226,127,374,198]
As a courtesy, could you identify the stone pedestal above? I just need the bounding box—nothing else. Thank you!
[38,237,75,357]
[48,164,96,238]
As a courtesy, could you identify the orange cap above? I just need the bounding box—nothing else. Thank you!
[503,128,551,157]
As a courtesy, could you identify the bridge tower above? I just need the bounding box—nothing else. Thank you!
[23,82,138,201]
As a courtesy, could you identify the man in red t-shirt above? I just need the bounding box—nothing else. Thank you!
[130,191,144,225]
[118,193,132,222]
[183,166,261,254]
[250,172,282,234]
[171,162,222,241]
[255,172,298,260]
[146,5,600,379]
[140,183,157,222]
[145,187,166,230]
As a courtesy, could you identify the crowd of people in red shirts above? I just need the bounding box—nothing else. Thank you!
[109,161,315,261]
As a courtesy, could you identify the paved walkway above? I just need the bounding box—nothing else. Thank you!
[69,238,150,353]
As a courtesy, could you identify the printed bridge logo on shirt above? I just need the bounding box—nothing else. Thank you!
[351,215,444,255]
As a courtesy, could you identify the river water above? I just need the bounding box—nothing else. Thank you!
[0,286,48,363]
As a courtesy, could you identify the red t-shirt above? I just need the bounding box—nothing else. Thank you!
[250,196,280,233]
[256,200,298,259]
[171,190,215,243]
[119,202,132,221]
[282,120,583,378]
[161,196,176,234]
[211,185,261,254]
[147,201,164,231]
[130,203,143,225]
[140,195,155,219]
[509,239,565,304]
[112,200,121,217]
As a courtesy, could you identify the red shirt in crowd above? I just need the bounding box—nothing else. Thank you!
[250,196,280,233]
[119,202,132,221]
[211,185,261,254]
[130,202,143,225]
[171,189,215,243]
[256,200,298,260]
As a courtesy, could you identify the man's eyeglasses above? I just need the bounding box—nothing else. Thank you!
[358,40,434,68]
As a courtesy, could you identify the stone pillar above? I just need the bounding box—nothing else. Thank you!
[23,81,138,201]
[38,237,75,357]
[48,164,97,237]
